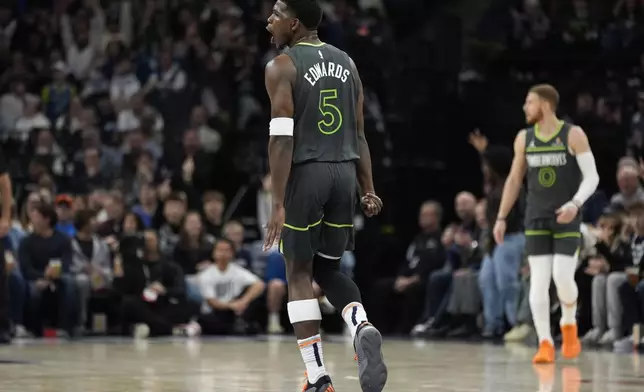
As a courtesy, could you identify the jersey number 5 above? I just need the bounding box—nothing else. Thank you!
[318,89,343,135]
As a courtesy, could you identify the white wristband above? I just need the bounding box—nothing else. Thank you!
[269,117,294,136]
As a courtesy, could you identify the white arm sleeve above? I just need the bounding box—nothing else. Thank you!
[573,151,600,206]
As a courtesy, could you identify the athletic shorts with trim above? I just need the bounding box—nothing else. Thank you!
[280,161,356,262]
[524,216,581,257]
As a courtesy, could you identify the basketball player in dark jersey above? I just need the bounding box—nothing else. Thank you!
[263,1,387,391]
[494,84,600,364]
[0,149,13,344]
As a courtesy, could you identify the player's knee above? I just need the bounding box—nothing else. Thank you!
[285,259,312,282]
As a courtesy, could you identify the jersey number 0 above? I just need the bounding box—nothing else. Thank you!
[318,89,343,135]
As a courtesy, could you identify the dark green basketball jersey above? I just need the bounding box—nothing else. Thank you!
[282,42,360,164]
[524,121,581,220]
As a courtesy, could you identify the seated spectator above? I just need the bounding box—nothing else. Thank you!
[264,250,287,334]
[19,202,79,336]
[611,161,644,209]
[97,191,125,237]
[375,200,445,336]
[445,226,484,338]
[41,61,76,122]
[173,212,214,307]
[131,182,160,229]
[117,230,199,338]
[223,220,254,271]
[70,210,112,332]
[582,212,632,345]
[202,190,225,237]
[198,238,265,335]
[55,194,76,237]
[616,208,644,348]
[503,260,535,342]
[121,212,145,238]
[158,192,187,258]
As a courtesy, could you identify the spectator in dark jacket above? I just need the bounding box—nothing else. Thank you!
[581,213,632,345]
[117,230,199,338]
[372,200,446,335]
[19,202,79,336]
[173,211,214,307]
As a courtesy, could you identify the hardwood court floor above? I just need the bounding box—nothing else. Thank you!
[0,336,642,391]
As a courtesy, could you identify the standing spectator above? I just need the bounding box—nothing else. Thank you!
[118,230,199,338]
[70,209,112,332]
[198,238,265,335]
[469,133,526,339]
[19,202,79,336]
[375,200,446,335]
[173,212,214,307]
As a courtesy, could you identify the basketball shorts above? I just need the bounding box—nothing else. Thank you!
[280,161,356,262]
[524,216,581,257]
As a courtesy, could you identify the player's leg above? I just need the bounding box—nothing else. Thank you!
[552,226,582,359]
[314,162,386,392]
[525,223,556,363]
[280,164,333,391]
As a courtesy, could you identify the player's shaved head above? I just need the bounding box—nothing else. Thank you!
[529,84,560,111]
[283,0,323,29]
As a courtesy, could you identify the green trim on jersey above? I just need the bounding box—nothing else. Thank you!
[296,42,326,47]
[534,120,565,143]
[283,218,323,231]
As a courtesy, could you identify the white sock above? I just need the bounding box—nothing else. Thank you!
[342,302,369,339]
[298,335,327,384]
[269,312,280,325]
[552,254,579,326]
[528,255,554,344]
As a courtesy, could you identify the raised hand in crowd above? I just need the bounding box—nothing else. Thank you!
[468,129,488,153]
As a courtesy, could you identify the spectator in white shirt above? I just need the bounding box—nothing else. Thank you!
[147,51,187,93]
[110,58,140,112]
[197,238,265,335]
[15,97,50,142]
[117,92,164,134]
[0,79,36,136]
[190,105,221,153]
[59,0,105,81]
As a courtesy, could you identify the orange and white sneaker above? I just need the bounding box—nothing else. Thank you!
[532,340,556,364]
[561,324,582,360]
[301,372,335,392]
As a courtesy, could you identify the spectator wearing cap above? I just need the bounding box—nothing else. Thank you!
[611,159,644,209]
[18,202,80,336]
[41,61,76,122]
[158,192,187,258]
[55,194,76,237]
[70,209,112,332]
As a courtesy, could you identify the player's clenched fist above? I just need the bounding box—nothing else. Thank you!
[361,192,383,217]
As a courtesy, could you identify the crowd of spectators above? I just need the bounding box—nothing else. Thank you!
[1,0,644,354]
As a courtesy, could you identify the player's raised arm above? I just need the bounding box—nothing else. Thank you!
[557,126,599,218]
[263,54,296,250]
[494,130,527,243]
[351,59,382,216]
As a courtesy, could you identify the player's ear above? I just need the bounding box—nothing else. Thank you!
[291,18,300,32]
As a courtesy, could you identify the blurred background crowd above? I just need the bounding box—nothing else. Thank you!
[0,0,643,352]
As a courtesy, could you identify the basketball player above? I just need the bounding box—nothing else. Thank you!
[263,0,387,391]
[0,149,13,344]
[493,84,599,364]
